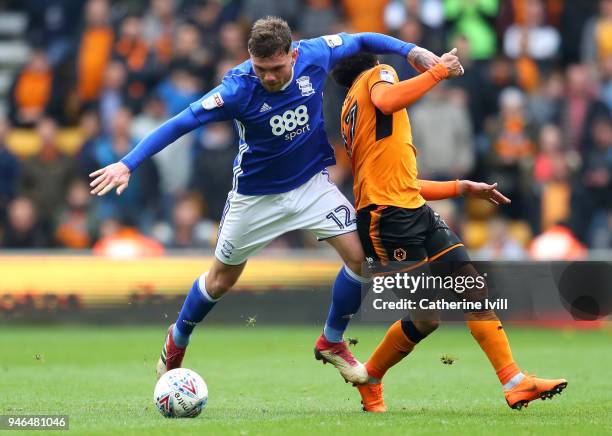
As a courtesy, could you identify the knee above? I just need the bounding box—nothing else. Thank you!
[346,259,365,277]
[413,319,440,336]
[345,248,366,277]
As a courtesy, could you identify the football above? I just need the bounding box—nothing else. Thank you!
[153,368,208,418]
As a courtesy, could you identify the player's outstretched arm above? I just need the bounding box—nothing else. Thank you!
[371,65,448,114]
[418,180,511,206]
[328,32,449,74]
[88,108,201,196]
[459,180,511,206]
[418,180,459,201]
[325,33,440,71]
[371,49,464,115]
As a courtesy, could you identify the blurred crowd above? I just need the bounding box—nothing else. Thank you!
[0,0,610,259]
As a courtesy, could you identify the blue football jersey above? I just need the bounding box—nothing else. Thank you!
[189,34,372,195]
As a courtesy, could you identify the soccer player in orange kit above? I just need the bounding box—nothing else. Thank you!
[331,50,567,412]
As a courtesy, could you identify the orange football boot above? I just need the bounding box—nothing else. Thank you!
[505,373,568,410]
[356,383,387,412]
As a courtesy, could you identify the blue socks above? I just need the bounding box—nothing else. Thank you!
[323,266,369,343]
[173,266,368,347]
[173,273,218,347]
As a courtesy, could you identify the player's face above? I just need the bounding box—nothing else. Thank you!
[251,49,297,92]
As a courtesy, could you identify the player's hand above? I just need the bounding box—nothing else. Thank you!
[89,162,131,196]
[440,48,464,78]
[458,180,511,206]
[407,46,441,73]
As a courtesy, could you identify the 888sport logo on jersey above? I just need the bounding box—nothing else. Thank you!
[269,104,310,141]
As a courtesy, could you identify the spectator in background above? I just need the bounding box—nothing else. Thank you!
[55,179,96,248]
[93,216,164,257]
[191,121,236,221]
[342,0,388,33]
[491,88,536,162]
[241,0,299,28]
[76,110,102,179]
[529,222,587,259]
[488,88,536,219]
[444,0,499,61]
[153,193,216,248]
[561,63,608,151]
[23,0,83,66]
[93,107,159,228]
[503,0,561,94]
[130,96,166,140]
[142,0,177,66]
[217,22,248,63]
[539,142,572,231]
[76,0,114,109]
[504,0,561,64]
[581,0,612,68]
[385,0,419,32]
[385,0,445,55]
[98,61,128,135]
[412,85,474,180]
[112,14,157,112]
[468,55,520,137]
[296,0,342,39]
[131,96,192,219]
[9,49,61,127]
[527,70,564,126]
[3,0,611,255]
[534,124,567,183]
[0,197,48,248]
[559,0,599,66]
[190,0,224,39]
[580,115,612,246]
[171,23,214,88]
[19,118,76,235]
[0,117,19,227]
[156,66,201,117]
[475,216,527,260]
[601,54,612,112]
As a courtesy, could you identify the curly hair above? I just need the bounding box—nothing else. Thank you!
[330,52,378,88]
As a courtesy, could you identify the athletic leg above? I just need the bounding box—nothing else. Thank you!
[156,189,286,379]
[429,231,567,409]
[354,205,436,411]
[156,259,246,379]
[289,172,369,383]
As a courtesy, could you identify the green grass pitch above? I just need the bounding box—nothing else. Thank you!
[1,325,610,435]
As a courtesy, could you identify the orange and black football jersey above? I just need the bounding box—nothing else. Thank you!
[340,64,425,211]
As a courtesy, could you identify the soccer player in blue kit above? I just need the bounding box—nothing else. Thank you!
[90,17,442,384]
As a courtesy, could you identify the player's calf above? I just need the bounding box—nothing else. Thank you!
[155,273,223,379]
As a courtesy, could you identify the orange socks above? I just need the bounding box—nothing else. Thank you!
[365,312,521,387]
[466,314,521,385]
[365,320,416,380]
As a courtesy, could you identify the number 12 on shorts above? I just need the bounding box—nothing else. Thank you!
[326,205,356,229]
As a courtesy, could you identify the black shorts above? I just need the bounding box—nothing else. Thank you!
[357,203,464,266]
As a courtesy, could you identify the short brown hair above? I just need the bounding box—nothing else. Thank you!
[247,16,292,58]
